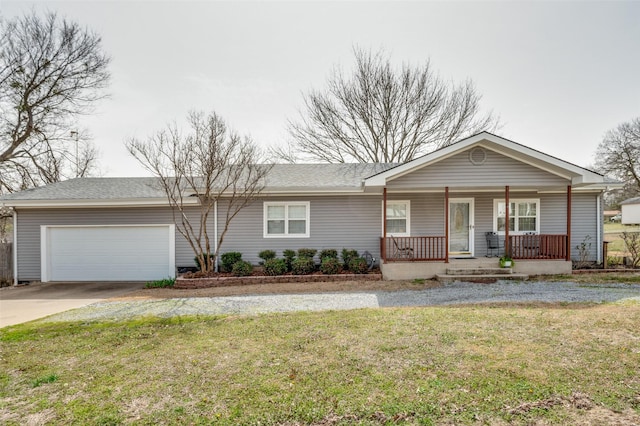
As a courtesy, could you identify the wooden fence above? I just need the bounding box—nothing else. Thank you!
[0,243,12,286]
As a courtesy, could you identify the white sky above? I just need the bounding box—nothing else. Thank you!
[3,0,639,177]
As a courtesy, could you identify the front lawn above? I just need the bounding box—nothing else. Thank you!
[1,305,640,425]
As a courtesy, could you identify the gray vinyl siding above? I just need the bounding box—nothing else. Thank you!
[15,191,601,281]
[571,192,599,261]
[388,148,570,189]
[15,207,205,281]
[219,196,382,264]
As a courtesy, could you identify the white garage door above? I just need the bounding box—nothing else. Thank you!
[43,225,175,281]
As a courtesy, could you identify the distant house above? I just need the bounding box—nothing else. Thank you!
[604,210,621,222]
[621,197,640,224]
[0,132,620,284]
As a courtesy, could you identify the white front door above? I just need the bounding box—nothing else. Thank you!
[449,198,474,257]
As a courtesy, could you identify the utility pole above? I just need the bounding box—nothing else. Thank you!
[70,130,79,177]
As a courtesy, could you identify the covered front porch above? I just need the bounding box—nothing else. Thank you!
[379,185,575,279]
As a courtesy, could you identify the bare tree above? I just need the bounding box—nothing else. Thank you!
[595,117,640,206]
[279,48,499,163]
[0,11,110,193]
[127,111,272,273]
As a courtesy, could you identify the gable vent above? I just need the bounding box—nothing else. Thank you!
[469,147,487,165]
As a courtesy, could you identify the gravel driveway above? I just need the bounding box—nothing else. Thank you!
[42,280,640,323]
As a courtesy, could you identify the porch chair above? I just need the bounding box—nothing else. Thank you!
[485,232,504,257]
[391,235,414,259]
[522,232,540,257]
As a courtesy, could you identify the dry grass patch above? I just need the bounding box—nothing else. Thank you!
[1,305,639,424]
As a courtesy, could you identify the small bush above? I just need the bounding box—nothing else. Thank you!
[297,248,317,259]
[264,258,288,276]
[319,249,338,260]
[283,249,296,272]
[221,252,243,272]
[349,257,368,274]
[232,260,253,277]
[621,231,640,268]
[292,257,315,275]
[607,256,623,266]
[320,257,341,275]
[145,277,176,288]
[258,250,277,264]
[341,249,359,270]
[194,253,216,271]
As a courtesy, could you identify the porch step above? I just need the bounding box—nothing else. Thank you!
[436,267,528,283]
[446,267,513,276]
[436,273,529,284]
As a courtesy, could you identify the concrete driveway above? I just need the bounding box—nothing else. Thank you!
[0,281,144,328]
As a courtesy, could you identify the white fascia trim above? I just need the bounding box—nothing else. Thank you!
[4,198,199,208]
[365,132,604,187]
[260,189,367,196]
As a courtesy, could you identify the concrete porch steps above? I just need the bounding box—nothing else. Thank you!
[436,267,529,283]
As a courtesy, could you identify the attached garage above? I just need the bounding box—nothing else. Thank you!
[41,225,175,282]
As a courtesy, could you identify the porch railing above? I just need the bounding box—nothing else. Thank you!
[509,234,568,260]
[380,234,569,262]
[381,236,447,262]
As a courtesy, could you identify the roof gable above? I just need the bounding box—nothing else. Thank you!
[365,132,606,188]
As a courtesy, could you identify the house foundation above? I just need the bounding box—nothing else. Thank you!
[380,258,572,280]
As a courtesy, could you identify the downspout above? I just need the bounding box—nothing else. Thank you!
[214,200,219,273]
[12,209,18,286]
[567,185,572,261]
[596,193,602,263]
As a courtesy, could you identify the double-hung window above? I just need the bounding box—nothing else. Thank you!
[494,199,539,234]
[264,202,310,238]
[385,201,410,236]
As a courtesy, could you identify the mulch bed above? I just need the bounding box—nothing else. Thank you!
[175,272,383,289]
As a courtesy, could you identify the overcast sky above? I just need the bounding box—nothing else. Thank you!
[3,1,639,177]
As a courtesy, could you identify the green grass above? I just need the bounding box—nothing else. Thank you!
[145,277,176,288]
[1,306,639,424]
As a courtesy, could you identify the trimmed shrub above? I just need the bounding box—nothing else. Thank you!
[320,257,341,275]
[341,249,359,270]
[319,249,338,260]
[283,249,296,272]
[297,248,317,259]
[264,258,288,276]
[258,250,277,264]
[292,257,315,275]
[221,252,243,273]
[349,257,368,274]
[194,253,216,271]
[232,260,253,277]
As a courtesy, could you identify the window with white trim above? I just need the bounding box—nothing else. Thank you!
[494,199,539,234]
[264,202,310,238]
[385,201,410,236]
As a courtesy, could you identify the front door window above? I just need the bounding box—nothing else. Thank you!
[449,199,474,256]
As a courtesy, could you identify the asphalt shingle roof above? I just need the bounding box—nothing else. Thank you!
[621,196,640,205]
[0,164,397,201]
